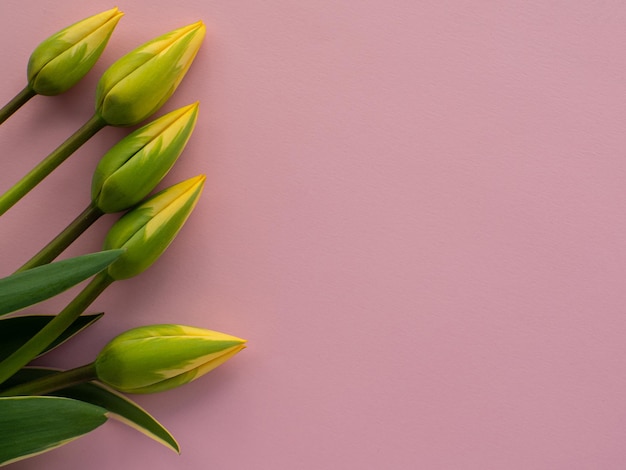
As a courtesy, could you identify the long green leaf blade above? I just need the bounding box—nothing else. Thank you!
[0,396,108,466]
[2,368,179,453]
[0,314,104,361]
[60,382,180,453]
[0,250,122,317]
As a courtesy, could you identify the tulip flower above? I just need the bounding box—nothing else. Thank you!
[0,325,246,397]
[28,8,124,96]
[16,103,200,272]
[103,174,206,280]
[95,325,246,393]
[0,8,123,124]
[0,21,205,216]
[96,21,206,126]
[92,102,200,212]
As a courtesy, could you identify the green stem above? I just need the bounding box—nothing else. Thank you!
[0,85,36,125]
[0,271,114,385]
[17,202,104,272]
[0,113,106,216]
[0,363,97,397]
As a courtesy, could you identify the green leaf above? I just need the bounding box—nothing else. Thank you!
[2,368,179,453]
[0,250,122,317]
[61,382,180,453]
[0,395,108,466]
[0,313,104,361]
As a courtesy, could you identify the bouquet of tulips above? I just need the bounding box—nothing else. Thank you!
[0,9,246,466]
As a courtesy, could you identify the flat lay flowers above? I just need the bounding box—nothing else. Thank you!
[0,8,246,466]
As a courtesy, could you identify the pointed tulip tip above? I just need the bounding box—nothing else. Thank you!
[184,101,200,112]
[106,7,124,18]
[189,174,207,184]
[190,21,207,37]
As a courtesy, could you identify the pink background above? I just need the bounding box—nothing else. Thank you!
[2,1,626,468]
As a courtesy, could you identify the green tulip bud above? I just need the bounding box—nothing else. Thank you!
[95,324,246,394]
[91,102,199,213]
[95,21,206,126]
[103,175,205,280]
[27,8,124,95]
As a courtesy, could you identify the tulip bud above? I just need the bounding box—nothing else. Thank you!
[95,324,246,394]
[91,103,199,213]
[103,175,205,280]
[27,8,123,95]
[95,21,206,126]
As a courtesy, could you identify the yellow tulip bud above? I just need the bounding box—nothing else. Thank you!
[27,8,123,95]
[102,175,205,280]
[91,102,199,213]
[95,21,206,126]
[95,324,246,394]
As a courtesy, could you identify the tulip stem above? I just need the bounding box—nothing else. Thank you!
[0,86,36,125]
[0,363,97,397]
[17,202,104,272]
[0,271,114,386]
[0,113,106,216]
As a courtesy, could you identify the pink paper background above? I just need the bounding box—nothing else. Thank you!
[2,1,626,468]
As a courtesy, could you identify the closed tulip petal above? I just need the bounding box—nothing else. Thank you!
[103,175,206,280]
[96,21,205,126]
[91,102,199,212]
[28,8,123,95]
[95,325,246,394]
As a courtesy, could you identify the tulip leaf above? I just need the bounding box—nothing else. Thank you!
[0,250,122,317]
[2,368,180,454]
[0,313,104,361]
[0,395,108,466]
